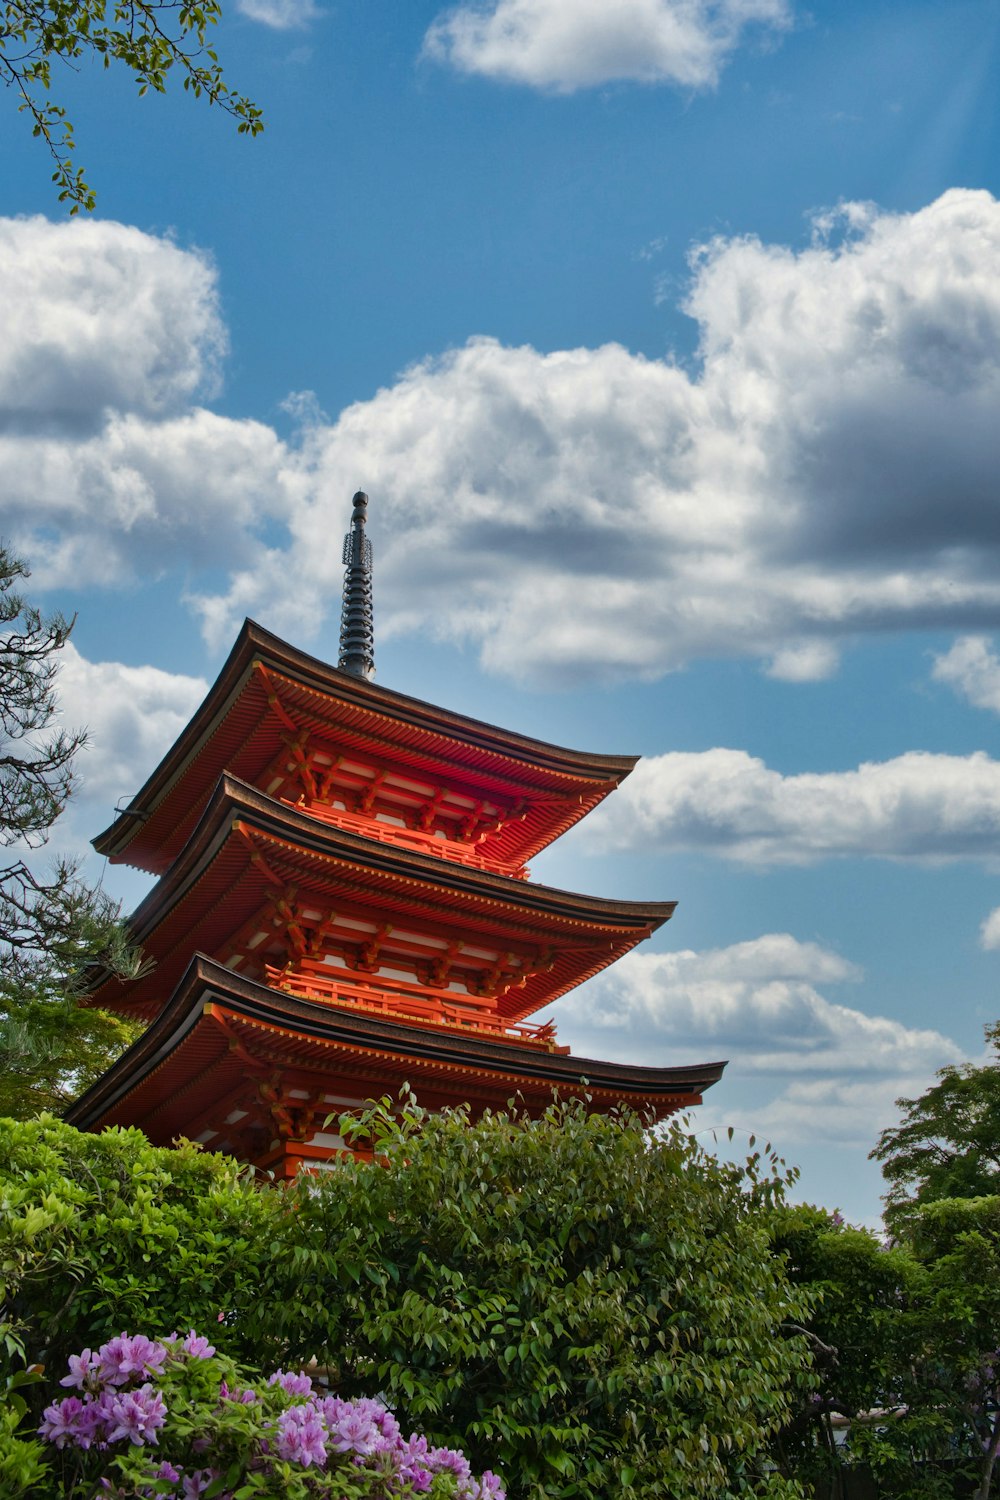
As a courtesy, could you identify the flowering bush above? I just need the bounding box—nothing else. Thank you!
[35,1332,504,1498]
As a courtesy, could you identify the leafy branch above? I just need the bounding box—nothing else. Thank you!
[0,0,263,210]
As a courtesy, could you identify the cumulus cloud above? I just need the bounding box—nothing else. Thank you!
[0,217,224,432]
[980,907,1000,950]
[423,0,791,92]
[577,747,1000,864]
[933,636,1000,713]
[11,194,1000,685]
[191,189,1000,681]
[554,934,963,1146]
[235,0,319,28]
[54,644,207,817]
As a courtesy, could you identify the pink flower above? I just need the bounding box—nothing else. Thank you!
[469,1472,506,1499]
[181,1468,219,1497]
[274,1403,328,1468]
[59,1349,98,1390]
[329,1408,380,1457]
[219,1380,257,1405]
[97,1334,168,1387]
[102,1383,167,1446]
[181,1331,216,1359]
[427,1445,471,1481]
[267,1368,313,1397]
[318,1395,400,1445]
[39,1395,87,1449]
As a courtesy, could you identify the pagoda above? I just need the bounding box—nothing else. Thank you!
[67,493,725,1176]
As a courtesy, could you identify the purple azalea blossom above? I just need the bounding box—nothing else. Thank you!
[97,1334,168,1387]
[274,1403,328,1467]
[267,1368,314,1397]
[468,1471,506,1499]
[181,1468,219,1497]
[327,1408,381,1457]
[398,1435,435,1492]
[317,1394,401,1446]
[427,1445,472,1481]
[219,1381,257,1405]
[39,1396,87,1449]
[41,1338,503,1500]
[181,1331,216,1360]
[59,1349,98,1390]
[102,1383,168,1446]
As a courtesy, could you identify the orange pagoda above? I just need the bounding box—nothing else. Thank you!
[68,493,725,1176]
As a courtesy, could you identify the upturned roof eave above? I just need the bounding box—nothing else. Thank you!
[93,619,641,861]
[108,772,678,955]
[65,952,727,1131]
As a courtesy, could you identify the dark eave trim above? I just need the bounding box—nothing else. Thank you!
[110,773,676,954]
[66,953,727,1129]
[94,620,640,859]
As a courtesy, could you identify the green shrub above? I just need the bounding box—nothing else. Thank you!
[0,1114,283,1383]
[1,1105,813,1500]
[267,1099,813,1500]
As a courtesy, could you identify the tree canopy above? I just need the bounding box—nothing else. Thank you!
[0,1105,814,1500]
[0,546,143,1117]
[871,1021,1000,1231]
[1,0,263,210]
[771,1195,1000,1500]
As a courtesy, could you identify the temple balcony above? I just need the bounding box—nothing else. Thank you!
[263,961,566,1052]
[282,796,530,879]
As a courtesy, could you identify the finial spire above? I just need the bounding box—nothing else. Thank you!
[338,490,375,680]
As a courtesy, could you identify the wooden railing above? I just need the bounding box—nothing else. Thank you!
[282,797,529,879]
[264,961,564,1052]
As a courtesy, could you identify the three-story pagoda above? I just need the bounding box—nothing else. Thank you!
[68,493,725,1175]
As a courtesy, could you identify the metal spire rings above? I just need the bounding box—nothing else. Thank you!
[338,491,375,681]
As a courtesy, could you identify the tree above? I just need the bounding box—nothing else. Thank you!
[271,1097,813,1500]
[1,0,263,211]
[771,1197,1000,1500]
[0,1105,814,1500]
[0,545,143,1117]
[871,1022,1000,1232]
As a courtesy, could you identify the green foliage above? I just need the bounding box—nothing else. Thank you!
[0,546,145,1117]
[771,1205,915,1420]
[1,1105,814,1500]
[0,1115,284,1390]
[263,1097,814,1500]
[770,1195,1000,1500]
[871,1021,1000,1232]
[19,1337,494,1500]
[768,1205,917,1494]
[0,0,263,210]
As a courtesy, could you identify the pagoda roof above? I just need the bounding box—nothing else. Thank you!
[66,954,727,1145]
[93,620,639,875]
[86,776,676,1026]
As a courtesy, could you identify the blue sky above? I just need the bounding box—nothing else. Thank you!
[5,0,1000,1222]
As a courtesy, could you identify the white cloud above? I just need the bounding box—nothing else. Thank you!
[236,0,319,28]
[554,934,963,1147]
[765,640,840,681]
[54,644,208,815]
[424,0,791,92]
[3,409,293,592]
[0,217,224,429]
[933,636,1000,713]
[578,747,1000,864]
[980,907,1000,950]
[193,189,1000,681]
[10,194,1000,687]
